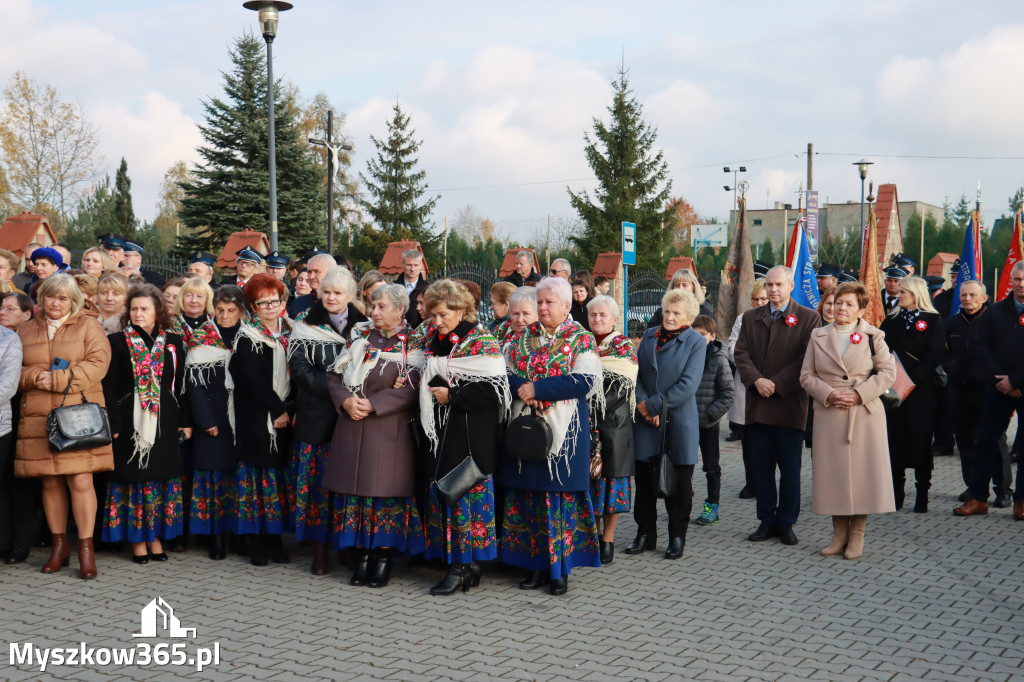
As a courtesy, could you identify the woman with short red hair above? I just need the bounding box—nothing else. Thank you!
[229,274,294,566]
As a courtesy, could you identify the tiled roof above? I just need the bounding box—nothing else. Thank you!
[664,256,696,281]
[379,241,428,276]
[215,229,270,269]
[927,252,959,276]
[592,252,622,279]
[498,247,539,277]
[874,184,902,262]
[0,211,57,257]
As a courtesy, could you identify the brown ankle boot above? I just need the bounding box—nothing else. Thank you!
[78,537,97,579]
[310,541,328,576]
[821,516,850,556]
[41,533,71,574]
[845,515,867,560]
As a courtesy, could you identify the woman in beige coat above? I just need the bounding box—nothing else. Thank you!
[799,282,896,560]
[16,274,113,579]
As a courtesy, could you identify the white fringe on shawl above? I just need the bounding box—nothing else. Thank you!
[597,335,639,420]
[287,320,347,366]
[185,344,235,438]
[418,354,512,456]
[234,323,290,454]
[328,322,425,396]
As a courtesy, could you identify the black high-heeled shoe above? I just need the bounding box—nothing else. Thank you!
[549,575,568,596]
[624,533,655,555]
[519,570,549,590]
[132,554,149,565]
[367,548,394,588]
[148,552,168,562]
[4,547,29,564]
[430,563,472,596]
[350,549,370,586]
[600,541,614,565]
[466,562,481,587]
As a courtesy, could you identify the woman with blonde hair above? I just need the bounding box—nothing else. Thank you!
[15,274,112,579]
[356,270,387,314]
[879,275,945,512]
[647,269,712,329]
[97,272,130,334]
[171,276,216,346]
[80,247,111,277]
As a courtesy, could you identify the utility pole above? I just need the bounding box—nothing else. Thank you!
[806,143,813,191]
[546,214,551,271]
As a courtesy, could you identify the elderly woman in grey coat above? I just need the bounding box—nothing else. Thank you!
[629,289,706,560]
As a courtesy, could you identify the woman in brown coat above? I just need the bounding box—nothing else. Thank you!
[16,274,113,579]
[799,282,897,560]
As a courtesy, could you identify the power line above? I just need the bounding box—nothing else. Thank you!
[816,152,1024,161]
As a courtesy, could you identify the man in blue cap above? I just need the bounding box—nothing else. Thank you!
[265,251,289,282]
[892,252,916,276]
[186,251,217,284]
[222,246,263,288]
[882,266,908,314]
[120,239,165,286]
[99,233,126,268]
[815,264,839,292]
[837,268,859,284]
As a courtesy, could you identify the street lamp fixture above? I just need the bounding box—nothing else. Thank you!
[853,158,874,230]
[724,166,747,226]
[243,1,293,252]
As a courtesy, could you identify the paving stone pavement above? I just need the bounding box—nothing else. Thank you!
[2,431,1023,681]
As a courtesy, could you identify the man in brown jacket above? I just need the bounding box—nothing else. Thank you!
[734,266,818,545]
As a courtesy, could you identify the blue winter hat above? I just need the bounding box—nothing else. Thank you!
[30,246,64,268]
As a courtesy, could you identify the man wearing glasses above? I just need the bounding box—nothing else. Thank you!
[550,259,572,281]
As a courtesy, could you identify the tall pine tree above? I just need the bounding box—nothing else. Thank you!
[357,103,440,267]
[113,157,136,238]
[179,34,324,256]
[568,68,672,270]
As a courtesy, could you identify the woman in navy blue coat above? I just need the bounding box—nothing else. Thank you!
[499,277,602,596]
[629,289,706,560]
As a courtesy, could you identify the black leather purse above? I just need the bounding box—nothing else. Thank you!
[46,369,112,453]
[435,414,486,507]
[650,403,677,499]
[503,409,552,462]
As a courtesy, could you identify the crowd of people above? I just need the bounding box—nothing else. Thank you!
[0,239,1022,596]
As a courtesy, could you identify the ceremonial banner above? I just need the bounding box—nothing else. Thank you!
[859,197,885,326]
[785,216,821,309]
[996,210,1023,301]
[951,211,983,315]
[715,194,756,334]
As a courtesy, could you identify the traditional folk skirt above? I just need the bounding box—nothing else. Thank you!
[103,478,184,544]
[590,476,632,517]
[190,469,236,535]
[235,462,288,535]
[331,494,425,555]
[424,476,498,565]
[501,487,601,579]
[288,441,332,543]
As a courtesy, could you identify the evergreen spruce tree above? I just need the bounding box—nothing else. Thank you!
[568,68,672,269]
[113,157,136,239]
[179,34,324,256]
[358,103,440,266]
[62,175,116,250]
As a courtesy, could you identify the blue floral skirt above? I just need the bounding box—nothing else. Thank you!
[190,469,236,535]
[590,476,632,517]
[501,487,601,579]
[235,462,288,535]
[103,478,184,544]
[425,476,498,564]
[331,494,425,555]
[288,441,332,543]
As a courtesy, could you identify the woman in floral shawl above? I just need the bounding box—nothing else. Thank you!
[229,274,294,567]
[287,266,365,576]
[185,285,245,561]
[418,280,510,595]
[586,295,637,566]
[323,284,425,589]
[102,284,191,564]
[498,277,602,596]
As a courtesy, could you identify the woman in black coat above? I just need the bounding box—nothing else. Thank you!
[229,274,294,566]
[185,285,245,560]
[879,276,945,513]
[287,266,364,575]
[101,284,191,564]
[419,280,509,595]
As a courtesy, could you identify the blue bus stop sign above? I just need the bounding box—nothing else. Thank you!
[622,221,636,266]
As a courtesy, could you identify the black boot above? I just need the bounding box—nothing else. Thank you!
[893,470,906,510]
[267,534,290,564]
[367,548,394,588]
[430,563,471,595]
[624,533,655,555]
[914,470,931,513]
[549,575,568,596]
[350,549,370,586]
[209,532,227,561]
[248,534,267,567]
[519,570,549,590]
[600,541,614,565]
[664,537,684,560]
[233,534,248,557]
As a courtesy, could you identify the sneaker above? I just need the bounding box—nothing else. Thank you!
[696,502,719,526]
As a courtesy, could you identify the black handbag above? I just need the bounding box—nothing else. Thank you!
[46,369,112,453]
[503,408,552,462]
[650,403,677,499]
[434,414,486,507]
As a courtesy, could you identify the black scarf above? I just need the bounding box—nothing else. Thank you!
[656,325,687,350]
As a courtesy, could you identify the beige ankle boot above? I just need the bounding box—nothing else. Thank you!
[845,515,867,559]
[821,516,850,556]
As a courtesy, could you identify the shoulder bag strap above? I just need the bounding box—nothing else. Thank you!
[56,368,75,408]
[658,399,670,452]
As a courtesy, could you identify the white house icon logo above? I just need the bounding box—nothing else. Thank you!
[133,597,197,639]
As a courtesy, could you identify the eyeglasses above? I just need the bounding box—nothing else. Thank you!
[550,269,567,275]
[255,299,284,310]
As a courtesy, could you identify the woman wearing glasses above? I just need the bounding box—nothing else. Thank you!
[229,274,294,566]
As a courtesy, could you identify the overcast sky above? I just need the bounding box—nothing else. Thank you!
[5,0,1024,237]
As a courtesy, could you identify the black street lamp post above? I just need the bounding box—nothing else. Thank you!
[854,158,873,232]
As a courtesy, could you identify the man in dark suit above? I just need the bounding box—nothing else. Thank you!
[502,250,542,287]
[220,246,262,288]
[734,265,818,545]
[882,266,907,314]
[286,253,336,318]
[121,239,165,286]
[955,262,1024,519]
